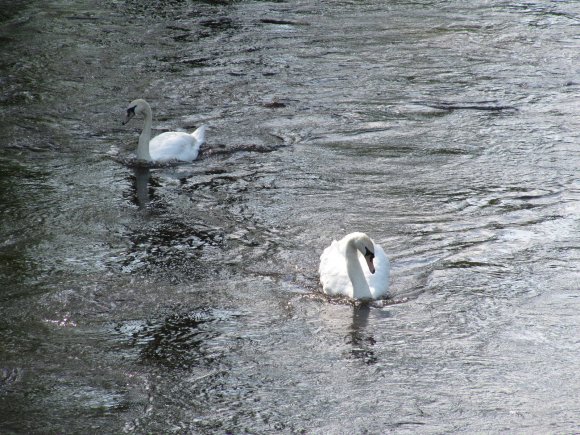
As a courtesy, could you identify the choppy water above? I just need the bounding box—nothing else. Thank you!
[1,0,579,433]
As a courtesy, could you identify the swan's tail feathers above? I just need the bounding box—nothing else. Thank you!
[191,125,207,147]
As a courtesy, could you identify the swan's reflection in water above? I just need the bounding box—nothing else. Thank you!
[119,165,226,278]
[317,298,393,365]
[132,166,154,209]
[348,304,378,364]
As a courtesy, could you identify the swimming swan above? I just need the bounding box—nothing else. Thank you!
[122,99,206,162]
[319,232,390,300]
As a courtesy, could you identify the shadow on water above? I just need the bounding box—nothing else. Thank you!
[118,218,225,279]
[116,308,243,370]
[119,0,238,21]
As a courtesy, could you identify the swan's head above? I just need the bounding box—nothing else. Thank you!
[353,233,376,274]
[122,99,149,125]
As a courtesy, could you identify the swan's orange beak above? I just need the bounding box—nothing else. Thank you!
[365,255,376,274]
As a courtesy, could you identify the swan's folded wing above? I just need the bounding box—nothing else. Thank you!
[366,244,390,298]
[150,132,198,162]
[319,242,354,298]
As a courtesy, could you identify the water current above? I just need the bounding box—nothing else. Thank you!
[1,0,579,433]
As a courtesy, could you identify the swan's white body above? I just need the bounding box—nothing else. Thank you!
[123,99,206,162]
[148,129,206,162]
[319,232,390,300]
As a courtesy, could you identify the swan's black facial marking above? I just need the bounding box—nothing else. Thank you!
[363,246,376,274]
[122,105,137,125]
[364,247,375,260]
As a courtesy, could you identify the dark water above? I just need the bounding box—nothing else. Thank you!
[1,0,579,433]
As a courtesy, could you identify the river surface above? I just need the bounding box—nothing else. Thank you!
[1,0,579,433]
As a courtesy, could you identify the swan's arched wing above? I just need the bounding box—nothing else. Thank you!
[365,244,390,298]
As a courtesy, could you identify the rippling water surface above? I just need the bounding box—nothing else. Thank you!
[1,0,579,433]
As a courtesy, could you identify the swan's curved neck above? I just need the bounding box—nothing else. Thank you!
[345,240,372,299]
[137,106,153,161]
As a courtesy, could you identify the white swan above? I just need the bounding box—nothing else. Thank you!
[122,99,206,162]
[319,232,390,300]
